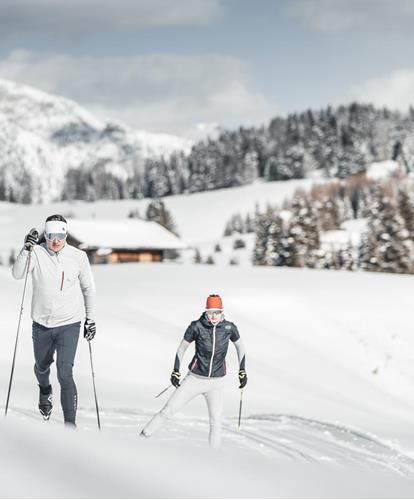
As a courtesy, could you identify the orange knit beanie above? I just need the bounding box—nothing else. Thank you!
[206,294,223,310]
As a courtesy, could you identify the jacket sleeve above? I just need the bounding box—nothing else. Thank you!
[173,339,191,372]
[233,339,246,371]
[231,324,245,371]
[12,247,35,279]
[79,252,96,320]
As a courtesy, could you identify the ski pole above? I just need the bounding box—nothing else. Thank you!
[88,341,101,430]
[237,389,244,431]
[154,385,172,398]
[5,231,37,417]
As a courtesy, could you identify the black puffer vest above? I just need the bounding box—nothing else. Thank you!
[184,314,240,378]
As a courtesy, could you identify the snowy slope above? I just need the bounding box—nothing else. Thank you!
[3,414,414,499]
[0,79,192,203]
[2,264,414,497]
[0,177,313,260]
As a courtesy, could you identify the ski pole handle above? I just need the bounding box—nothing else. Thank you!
[26,228,39,252]
[28,228,39,243]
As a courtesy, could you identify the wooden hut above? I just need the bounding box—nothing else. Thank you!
[66,218,187,264]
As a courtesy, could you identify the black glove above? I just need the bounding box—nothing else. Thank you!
[24,229,38,251]
[171,370,181,388]
[84,319,96,341]
[238,370,247,389]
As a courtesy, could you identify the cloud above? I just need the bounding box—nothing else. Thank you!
[0,50,275,137]
[287,0,414,33]
[350,68,414,110]
[0,0,221,38]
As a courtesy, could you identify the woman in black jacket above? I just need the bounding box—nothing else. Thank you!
[140,294,247,448]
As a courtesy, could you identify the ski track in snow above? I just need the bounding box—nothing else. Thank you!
[9,407,414,477]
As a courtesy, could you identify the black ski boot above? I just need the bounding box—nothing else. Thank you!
[38,385,53,420]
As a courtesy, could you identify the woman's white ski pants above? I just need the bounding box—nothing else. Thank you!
[143,372,225,448]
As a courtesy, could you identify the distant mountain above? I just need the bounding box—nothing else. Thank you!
[3,78,414,205]
[0,79,191,203]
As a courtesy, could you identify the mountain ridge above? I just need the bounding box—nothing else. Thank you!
[0,78,192,203]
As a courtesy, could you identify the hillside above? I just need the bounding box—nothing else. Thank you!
[0,79,191,203]
[0,178,314,260]
[2,79,414,206]
[2,264,414,497]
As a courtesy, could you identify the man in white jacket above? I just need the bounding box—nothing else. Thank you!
[12,214,96,426]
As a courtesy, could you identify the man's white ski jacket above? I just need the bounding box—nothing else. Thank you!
[12,243,95,328]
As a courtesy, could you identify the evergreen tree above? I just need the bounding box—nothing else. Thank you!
[264,214,287,266]
[193,248,202,264]
[146,199,179,236]
[223,221,233,237]
[128,208,141,219]
[253,212,273,265]
[360,190,414,274]
[397,188,414,238]
[284,196,320,268]
[245,213,255,233]
[144,158,171,198]
[340,241,357,271]
[263,155,279,181]
[253,210,287,266]
[233,238,246,250]
[205,255,215,265]
[9,249,16,266]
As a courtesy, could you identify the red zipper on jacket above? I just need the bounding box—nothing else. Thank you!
[60,271,65,291]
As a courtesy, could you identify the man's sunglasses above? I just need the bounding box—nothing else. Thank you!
[45,232,67,241]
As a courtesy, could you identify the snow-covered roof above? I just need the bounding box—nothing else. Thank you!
[366,160,402,180]
[320,219,367,250]
[67,218,187,250]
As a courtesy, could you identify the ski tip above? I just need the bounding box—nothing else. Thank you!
[40,410,52,420]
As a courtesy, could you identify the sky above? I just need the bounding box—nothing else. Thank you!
[1,0,414,139]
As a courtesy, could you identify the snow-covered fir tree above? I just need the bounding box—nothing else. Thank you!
[145,199,179,236]
[359,189,414,274]
[253,211,274,266]
[397,188,414,239]
[284,195,320,268]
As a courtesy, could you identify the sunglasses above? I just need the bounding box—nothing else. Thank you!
[45,232,67,241]
[206,310,223,315]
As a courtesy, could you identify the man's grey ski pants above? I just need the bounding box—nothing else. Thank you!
[32,321,81,424]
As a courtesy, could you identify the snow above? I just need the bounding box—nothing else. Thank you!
[194,232,256,267]
[320,219,368,251]
[0,78,106,138]
[0,178,313,256]
[2,264,414,496]
[0,178,313,270]
[341,218,368,233]
[366,160,402,180]
[131,129,192,158]
[2,179,414,496]
[0,78,192,203]
[68,218,187,250]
